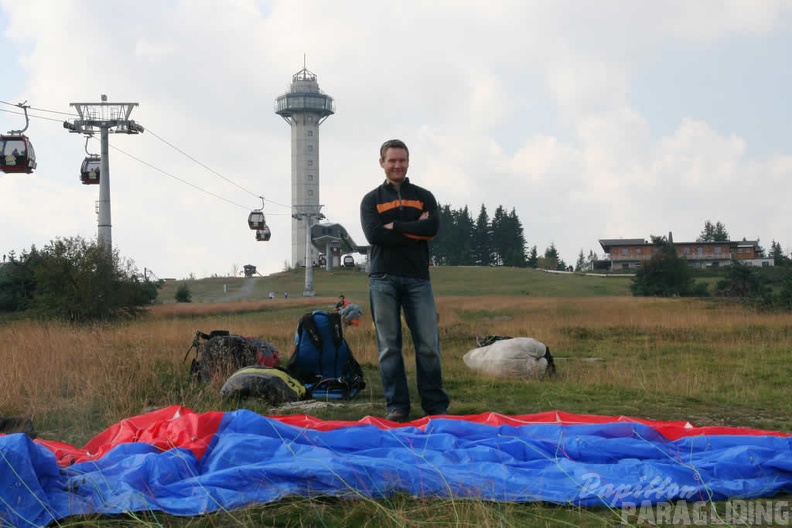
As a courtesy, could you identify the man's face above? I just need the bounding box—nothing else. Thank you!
[380,147,409,184]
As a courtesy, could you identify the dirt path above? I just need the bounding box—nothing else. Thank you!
[216,278,258,302]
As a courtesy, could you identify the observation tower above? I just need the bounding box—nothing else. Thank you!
[275,66,335,267]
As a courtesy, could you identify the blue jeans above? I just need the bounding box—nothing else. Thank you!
[369,273,450,415]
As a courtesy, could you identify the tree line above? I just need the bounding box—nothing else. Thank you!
[3,216,791,323]
[430,204,569,270]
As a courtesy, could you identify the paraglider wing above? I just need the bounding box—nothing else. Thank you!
[1,406,790,526]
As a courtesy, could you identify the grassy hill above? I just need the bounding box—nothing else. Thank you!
[157,266,633,304]
[3,264,790,527]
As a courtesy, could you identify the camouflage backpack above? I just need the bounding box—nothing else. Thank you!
[185,330,280,382]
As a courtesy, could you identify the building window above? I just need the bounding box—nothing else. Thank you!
[621,248,628,256]
[697,247,703,256]
[307,160,313,166]
[307,174,314,181]
[307,130,313,136]
[636,248,642,254]
[307,145,314,152]
[683,247,690,254]
[738,248,744,254]
[308,190,314,196]
[715,246,722,254]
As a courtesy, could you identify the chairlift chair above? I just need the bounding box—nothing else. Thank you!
[0,103,37,174]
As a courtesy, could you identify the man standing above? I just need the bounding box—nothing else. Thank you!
[360,139,450,423]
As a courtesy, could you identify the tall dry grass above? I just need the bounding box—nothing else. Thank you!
[1,295,790,447]
[2,295,791,527]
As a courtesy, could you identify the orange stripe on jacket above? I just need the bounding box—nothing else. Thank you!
[376,199,424,213]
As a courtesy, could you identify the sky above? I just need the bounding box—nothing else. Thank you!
[2,0,792,279]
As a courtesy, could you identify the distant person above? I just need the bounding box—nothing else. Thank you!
[335,294,348,312]
[360,138,450,423]
[268,291,275,300]
[336,294,361,327]
[13,147,26,166]
[284,292,289,299]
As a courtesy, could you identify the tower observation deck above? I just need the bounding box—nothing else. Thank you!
[275,67,335,267]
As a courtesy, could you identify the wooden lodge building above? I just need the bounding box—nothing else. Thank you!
[598,237,773,271]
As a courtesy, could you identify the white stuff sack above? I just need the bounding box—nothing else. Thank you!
[340,303,363,323]
[463,337,550,378]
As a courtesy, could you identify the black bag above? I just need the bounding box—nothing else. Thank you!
[185,330,280,382]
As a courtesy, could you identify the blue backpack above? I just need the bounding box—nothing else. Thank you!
[286,310,366,400]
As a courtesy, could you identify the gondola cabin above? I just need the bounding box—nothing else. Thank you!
[80,156,101,185]
[248,210,266,230]
[0,135,36,174]
[255,226,271,242]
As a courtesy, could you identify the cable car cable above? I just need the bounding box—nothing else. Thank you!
[2,100,295,214]
[109,144,252,210]
[1,102,286,209]
[110,144,291,215]
[144,127,293,212]
[144,127,262,199]
[0,99,78,117]
[0,103,274,210]
[0,107,68,124]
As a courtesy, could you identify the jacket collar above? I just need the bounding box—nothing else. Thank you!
[383,177,410,190]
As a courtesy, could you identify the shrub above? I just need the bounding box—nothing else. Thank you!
[175,283,193,303]
[0,237,161,322]
[631,237,696,297]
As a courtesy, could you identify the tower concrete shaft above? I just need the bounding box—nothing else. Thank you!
[275,67,335,267]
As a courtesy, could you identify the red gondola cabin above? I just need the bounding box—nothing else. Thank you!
[80,156,101,185]
[248,210,266,230]
[0,135,36,174]
[255,226,271,242]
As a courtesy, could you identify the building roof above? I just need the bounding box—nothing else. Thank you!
[310,223,361,254]
[599,238,648,252]
[599,238,761,253]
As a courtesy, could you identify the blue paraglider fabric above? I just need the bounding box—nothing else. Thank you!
[1,406,790,527]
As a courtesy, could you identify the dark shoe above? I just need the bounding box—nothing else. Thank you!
[385,409,410,423]
[425,409,448,417]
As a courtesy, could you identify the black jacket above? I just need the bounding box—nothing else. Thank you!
[360,178,439,280]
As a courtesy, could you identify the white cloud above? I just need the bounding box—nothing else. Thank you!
[2,0,792,278]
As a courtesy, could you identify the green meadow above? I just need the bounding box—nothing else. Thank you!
[2,266,789,527]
